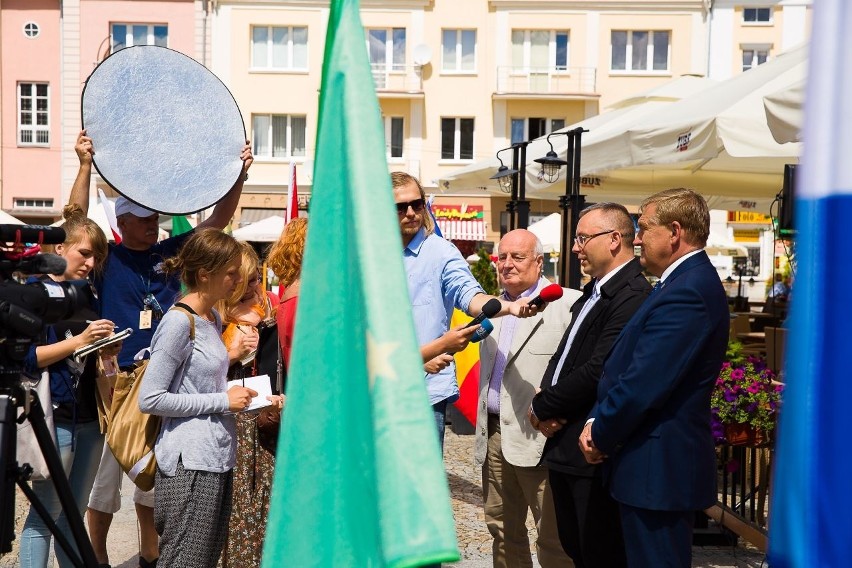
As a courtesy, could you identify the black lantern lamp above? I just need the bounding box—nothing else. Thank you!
[489,148,518,194]
[534,133,569,183]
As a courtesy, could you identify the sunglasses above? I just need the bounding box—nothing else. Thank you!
[395,198,426,215]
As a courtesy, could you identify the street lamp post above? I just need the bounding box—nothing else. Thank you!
[515,141,531,229]
[534,128,588,288]
[490,146,519,234]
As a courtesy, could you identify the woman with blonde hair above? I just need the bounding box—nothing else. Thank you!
[220,241,281,568]
[19,204,116,568]
[138,228,256,568]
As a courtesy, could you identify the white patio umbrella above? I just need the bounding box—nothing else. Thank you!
[442,74,717,196]
[526,212,562,253]
[764,78,805,144]
[445,45,807,214]
[232,215,285,242]
[0,210,24,224]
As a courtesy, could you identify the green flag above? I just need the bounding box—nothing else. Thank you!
[170,215,193,236]
[261,1,460,566]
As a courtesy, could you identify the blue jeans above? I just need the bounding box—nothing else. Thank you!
[19,420,105,568]
[432,399,448,452]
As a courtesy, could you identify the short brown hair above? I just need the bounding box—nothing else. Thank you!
[640,188,710,247]
[579,202,636,245]
[163,228,242,291]
[391,171,434,236]
[57,204,109,273]
[266,217,308,288]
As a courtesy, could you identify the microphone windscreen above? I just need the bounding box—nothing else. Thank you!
[33,253,68,275]
[539,284,564,303]
[481,297,502,318]
[471,318,494,343]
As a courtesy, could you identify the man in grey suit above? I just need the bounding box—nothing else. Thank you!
[475,229,580,568]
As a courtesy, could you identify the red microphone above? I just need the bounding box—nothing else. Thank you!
[529,283,563,308]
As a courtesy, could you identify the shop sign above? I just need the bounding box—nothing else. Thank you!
[432,204,484,220]
[728,211,771,224]
[733,229,761,243]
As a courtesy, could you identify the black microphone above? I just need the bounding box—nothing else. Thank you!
[465,297,502,329]
[0,253,67,275]
[0,225,67,245]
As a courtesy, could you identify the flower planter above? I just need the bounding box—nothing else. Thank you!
[724,423,769,447]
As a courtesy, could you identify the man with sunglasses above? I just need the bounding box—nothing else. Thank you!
[391,172,539,450]
[530,203,650,567]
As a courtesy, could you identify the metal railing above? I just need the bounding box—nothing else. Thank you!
[370,64,423,93]
[496,66,596,95]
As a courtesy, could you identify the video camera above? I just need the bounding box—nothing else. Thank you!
[0,224,93,377]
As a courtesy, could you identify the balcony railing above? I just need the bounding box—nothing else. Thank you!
[496,66,597,96]
[371,64,423,93]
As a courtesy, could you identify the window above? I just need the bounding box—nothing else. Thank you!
[511,30,569,71]
[611,30,670,72]
[252,26,308,70]
[511,118,565,144]
[24,22,40,38]
[442,29,476,72]
[742,48,769,71]
[252,114,306,159]
[18,83,49,146]
[111,24,168,52]
[14,198,54,209]
[384,117,404,159]
[743,8,772,23]
[441,118,474,160]
[367,28,406,71]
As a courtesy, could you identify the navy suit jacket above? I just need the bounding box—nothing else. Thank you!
[532,257,651,476]
[591,251,729,511]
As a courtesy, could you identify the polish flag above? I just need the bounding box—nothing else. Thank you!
[286,161,299,224]
[98,189,122,244]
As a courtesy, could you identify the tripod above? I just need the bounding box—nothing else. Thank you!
[1,380,99,567]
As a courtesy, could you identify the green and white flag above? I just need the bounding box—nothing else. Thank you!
[261,0,459,566]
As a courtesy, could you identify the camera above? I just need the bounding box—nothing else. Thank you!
[0,224,93,377]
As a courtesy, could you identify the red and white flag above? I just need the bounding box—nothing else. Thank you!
[98,189,122,244]
[286,161,299,224]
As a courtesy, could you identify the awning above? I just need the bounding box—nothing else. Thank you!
[239,207,286,226]
[437,219,486,241]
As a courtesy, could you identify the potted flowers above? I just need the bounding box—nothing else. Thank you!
[711,341,784,446]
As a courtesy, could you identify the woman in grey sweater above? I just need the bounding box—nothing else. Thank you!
[139,229,257,568]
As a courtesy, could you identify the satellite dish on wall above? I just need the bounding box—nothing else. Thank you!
[413,44,433,66]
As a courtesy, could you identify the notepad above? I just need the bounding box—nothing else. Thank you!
[226,374,273,412]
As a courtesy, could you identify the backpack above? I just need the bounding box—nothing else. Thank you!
[106,306,195,491]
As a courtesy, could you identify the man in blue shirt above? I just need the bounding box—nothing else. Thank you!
[392,172,537,450]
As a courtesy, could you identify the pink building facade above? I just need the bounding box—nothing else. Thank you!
[1,0,201,223]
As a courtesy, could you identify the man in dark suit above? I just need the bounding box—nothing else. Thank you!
[579,188,729,568]
[530,203,651,567]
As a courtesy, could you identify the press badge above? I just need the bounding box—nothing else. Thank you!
[139,309,152,330]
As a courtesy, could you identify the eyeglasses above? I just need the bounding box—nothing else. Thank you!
[395,198,426,215]
[574,230,617,248]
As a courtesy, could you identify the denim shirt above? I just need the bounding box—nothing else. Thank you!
[404,228,484,405]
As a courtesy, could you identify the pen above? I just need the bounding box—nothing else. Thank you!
[86,320,115,328]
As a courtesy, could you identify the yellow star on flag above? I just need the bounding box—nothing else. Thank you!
[367,331,399,387]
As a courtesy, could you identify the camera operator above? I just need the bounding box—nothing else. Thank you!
[18,206,115,568]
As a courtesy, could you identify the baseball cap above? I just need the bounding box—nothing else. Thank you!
[115,196,156,218]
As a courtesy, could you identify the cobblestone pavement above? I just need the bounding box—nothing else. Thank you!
[3,430,768,568]
[443,430,768,568]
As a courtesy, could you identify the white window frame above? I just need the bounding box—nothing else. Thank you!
[18,82,50,147]
[366,27,407,72]
[742,45,771,71]
[511,30,570,73]
[510,117,565,144]
[384,116,404,161]
[250,25,309,71]
[24,22,40,38]
[440,117,474,162]
[111,23,168,52]
[251,114,307,161]
[13,198,54,209]
[743,7,773,24]
[441,29,476,73]
[610,30,670,74]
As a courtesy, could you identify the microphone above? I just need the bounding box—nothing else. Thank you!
[0,225,67,245]
[529,283,563,308]
[0,253,67,275]
[465,297,502,329]
[470,318,494,344]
